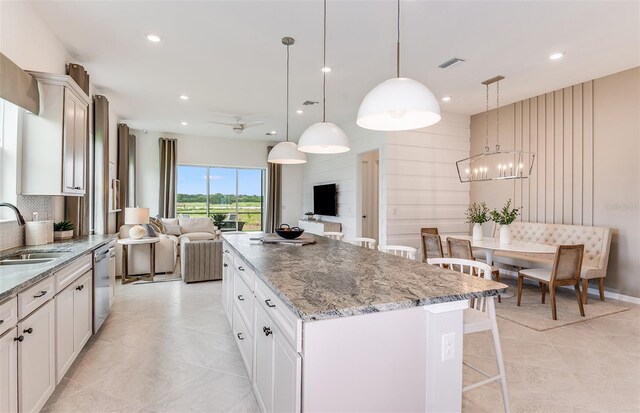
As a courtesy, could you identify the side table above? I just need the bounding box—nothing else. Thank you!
[117,237,161,284]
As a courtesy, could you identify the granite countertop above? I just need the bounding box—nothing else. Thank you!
[223,233,508,321]
[0,234,117,301]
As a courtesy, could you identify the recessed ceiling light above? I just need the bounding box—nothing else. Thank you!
[549,52,564,60]
[296,109,304,114]
[146,34,161,43]
[321,66,332,73]
[266,131,277,136]
[179,95,189,100]
[181,121,188,126]
[442,96,452,102]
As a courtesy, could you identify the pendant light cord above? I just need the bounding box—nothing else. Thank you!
[485,84,489,152]
[396,0,400,78]
[496,80,500,151]
[286,43,290,142]
[322,0,327,123]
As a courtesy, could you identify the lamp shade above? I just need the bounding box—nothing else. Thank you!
[267,142,307,164]
[357,77,441,131]
[124,207,150,225]
[298,122,350,154]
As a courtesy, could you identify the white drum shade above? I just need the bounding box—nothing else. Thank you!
[267,141,307,164]
[124,207,149,225]
[298,122,350,154]
[357,77,441,131]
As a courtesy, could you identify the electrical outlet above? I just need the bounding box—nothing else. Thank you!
[442,332,455,361]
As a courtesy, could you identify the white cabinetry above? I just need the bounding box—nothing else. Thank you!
[21,72,90,196]
[55,272,92,382]
[222,245,234,323]
[0,328,18,413]
[296,220,341,235]
[17,300,56,413]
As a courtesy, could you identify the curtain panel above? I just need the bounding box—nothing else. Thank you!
[93,95,110,234]
[159,138,177,218]
[265,146,282,233]
[116,123,130,228]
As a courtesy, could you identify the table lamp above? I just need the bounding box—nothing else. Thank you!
[124,207,150,239]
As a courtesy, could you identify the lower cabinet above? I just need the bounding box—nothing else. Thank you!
[55,271,92,382]
[0,328,18,413]
[222,253,234,323]
[253,294,301,413]
[17,300,56,413]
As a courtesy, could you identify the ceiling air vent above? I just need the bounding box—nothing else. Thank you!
[438,58,465,69]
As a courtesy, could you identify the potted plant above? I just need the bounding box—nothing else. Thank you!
[304,211,315,221]
[465,202,490,241]
[490,199,520,245]
[212,213,226,228]
[53,221,74,240]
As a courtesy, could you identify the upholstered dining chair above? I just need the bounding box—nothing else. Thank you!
[323,232,344,241]
[517,244,585,321]
[428,257,510,413]
[378,245,417,260]
[421,233,444,262]
[348,237,377,249]
[447,237,502,302]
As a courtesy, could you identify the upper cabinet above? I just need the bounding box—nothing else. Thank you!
[20,72,90,196]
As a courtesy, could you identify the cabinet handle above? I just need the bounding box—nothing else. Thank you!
[237,294,244,301]
[14,336,24,342]
[263,326,273,336]
[0,320,4,325]
[33,291,47,298]
[237,333,244,340]
[76,285,84,291]
[23,328,33,334]
[265,299,276,308]
[223,263,228,268]
[224,250,230,253]
[74,186,82,190]
[238,266,244,271]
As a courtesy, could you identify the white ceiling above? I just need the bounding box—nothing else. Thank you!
[30,0,640,141]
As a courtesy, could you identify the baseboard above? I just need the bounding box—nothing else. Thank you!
[498,269,640,305]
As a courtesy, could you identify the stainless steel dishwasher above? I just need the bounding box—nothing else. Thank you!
[93,241,114,333]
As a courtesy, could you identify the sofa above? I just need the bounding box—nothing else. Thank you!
[116,217,219,276]
[491,221,612,303]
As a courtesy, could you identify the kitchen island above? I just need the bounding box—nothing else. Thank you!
[222,233,507,413]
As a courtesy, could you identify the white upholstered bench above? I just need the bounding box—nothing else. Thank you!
[491,222,612,303]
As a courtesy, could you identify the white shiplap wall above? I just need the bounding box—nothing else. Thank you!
[302,113,471,250]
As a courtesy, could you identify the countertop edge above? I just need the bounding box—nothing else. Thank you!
[0,235,118,302]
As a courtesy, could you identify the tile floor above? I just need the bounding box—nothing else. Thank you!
[43,277,639,413]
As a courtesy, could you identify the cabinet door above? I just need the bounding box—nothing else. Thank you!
[18,300,55,413]
[72,98,87,192]
[254,304,274,413]
[0,328,17,413]
[73,273,92,352]
[273,334,300,413]
[55,286,75,383]
[62,90,76,194]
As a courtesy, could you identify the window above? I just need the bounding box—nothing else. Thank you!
[176,165,265,232]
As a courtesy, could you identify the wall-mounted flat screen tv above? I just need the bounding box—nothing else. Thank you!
[313,183,337,216]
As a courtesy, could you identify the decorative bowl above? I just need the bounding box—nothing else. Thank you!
[275,224,305,240]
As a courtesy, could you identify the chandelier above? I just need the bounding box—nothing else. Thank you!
[456,76,535,183]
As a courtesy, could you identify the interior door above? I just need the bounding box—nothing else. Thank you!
[360,150,379,240]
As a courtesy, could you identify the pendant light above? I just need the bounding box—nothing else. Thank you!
[455,76,535,183]
[357,0,441,131]
[298,0,350,154]
[268,37,307,164]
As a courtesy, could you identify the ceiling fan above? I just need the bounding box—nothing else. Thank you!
[207,116,264,134]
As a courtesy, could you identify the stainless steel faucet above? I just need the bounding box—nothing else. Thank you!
[0,203,26,226]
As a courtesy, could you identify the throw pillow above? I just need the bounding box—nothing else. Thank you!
[143,224,157,237]
[179,217,216,234]
[164,224,182,236]
[149,216,165,234]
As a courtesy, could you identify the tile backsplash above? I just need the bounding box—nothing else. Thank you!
[0,195,55,251]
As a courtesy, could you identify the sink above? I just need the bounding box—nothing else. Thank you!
[0,252,67,266]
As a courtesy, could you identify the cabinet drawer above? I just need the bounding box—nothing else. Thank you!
[55,254,92,293]
[232,304,253,379]
[233,273,254,330]
[222,244,234,266]
[255,278,301,352]
[234,259,255,292]
[0,297,18,336]
[18,277,55,320]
